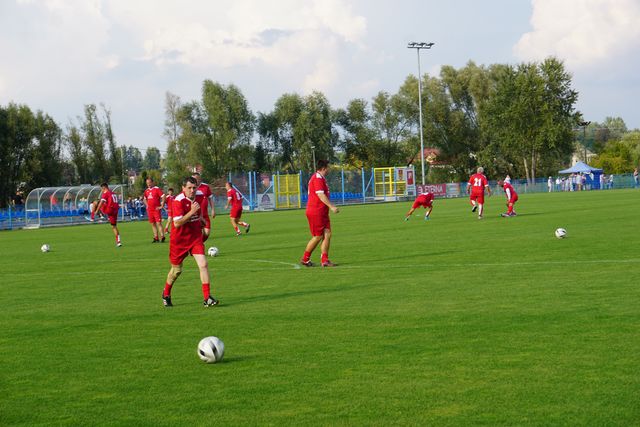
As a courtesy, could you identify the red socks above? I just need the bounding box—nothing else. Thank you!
[163,283,173,297]
[321,253,329,263]
[302,251,311,262]
[202,283,210,300]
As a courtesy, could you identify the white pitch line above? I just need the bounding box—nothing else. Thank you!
[336,258,640,270]
[225,258,302,270]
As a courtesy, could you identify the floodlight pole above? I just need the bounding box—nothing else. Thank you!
[311,144,316,171]
[407,42,434,186]
[579,120,591,162]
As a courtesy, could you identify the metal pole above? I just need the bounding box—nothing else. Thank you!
[341,168,345,205]
[361,168,366,203]
[416,49,426,186]
[312,145,316,171]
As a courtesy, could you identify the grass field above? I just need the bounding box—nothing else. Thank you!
[1,189,639,425]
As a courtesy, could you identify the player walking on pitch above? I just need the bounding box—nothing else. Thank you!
[301,160,340,267]
[498,177,518,217]
[405,191,434,220]
[225,182,250,236]
[91,183,122,247]
[192,172,215,242]
[467,167,491,219]
[162,177,219,308]
[144,178,165,243]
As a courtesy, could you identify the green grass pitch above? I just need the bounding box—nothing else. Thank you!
[2,190,639,425]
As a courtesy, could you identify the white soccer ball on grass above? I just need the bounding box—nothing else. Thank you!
[197,336,225,363]
[41,244,51,253]
[555,228,567,239]
[207,246,219,257]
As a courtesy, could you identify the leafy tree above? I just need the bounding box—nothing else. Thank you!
[334,98,377,168]
[81,104,110,182]
[66,125,90,184]
[102,105,122,183]
[483,58,579,182]
[143,147,162,170]
[0,104,35,207]
[591,141,634,173]
[122,145,143,172]
[29,111,64,188]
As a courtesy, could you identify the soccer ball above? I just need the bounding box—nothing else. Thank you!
[41,244,50,253]
[197,336,225,363]
[555,228,567,239]
[207,246,219,257]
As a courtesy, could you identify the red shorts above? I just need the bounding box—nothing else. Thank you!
[508,194,518,204]
[306,212,330,237]
[107,213,118,226]
[148,208,162,223]
[470,192,485,204]
[412,200,432,209]
[230,206,243,219]
[169,241,205,265]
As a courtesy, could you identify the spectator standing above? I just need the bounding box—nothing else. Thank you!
[609,174,614,189]
[547,176,553,192]
[634,168,638,188]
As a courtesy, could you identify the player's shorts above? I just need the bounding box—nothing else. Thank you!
[306,212,330,237]
[107,213,118,226]
[169,241,205,265]
[148,208,162,223]
[509,194,518,204]
[230,206,243,219]
[470,192,485,204]
[412,200,433,209]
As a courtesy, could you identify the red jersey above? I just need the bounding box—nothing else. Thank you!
[198,183,212,200]
[165,194,174,214]
[306,172,330,215]
[503,182,517,200]
[171,193,203,247]
[227,187,242,209]
[468,173,488,194]
[416,193,434,204]
[144,186,164,210]
[100,189,119,215]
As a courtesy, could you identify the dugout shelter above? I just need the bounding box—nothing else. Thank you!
[24,185,126,228]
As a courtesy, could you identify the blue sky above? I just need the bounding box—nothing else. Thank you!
[1,0,638,151]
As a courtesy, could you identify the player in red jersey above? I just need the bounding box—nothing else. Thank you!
[467,166,491,219]
[144,177,166,243]
[300,160,340,267]
[498,177,518,217]
[91,183,122,247]
[404,192,434,221]
[163,187,175,234]
[162,176,219,308]
[192,172,215,241]
[225,182,250,236]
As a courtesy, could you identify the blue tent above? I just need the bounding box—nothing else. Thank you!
[559,161,603,189]
[558,161,603,174]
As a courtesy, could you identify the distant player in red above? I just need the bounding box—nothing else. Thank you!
[162,176,219,308]
[144,177,165,243]
[192,172,215,241]
[91,183,122,247]
[225,182,250,235]
[301,160,340,267]
[163,187,174,234]
[405,192,434,221]
[467,166,491,219]
[498,177,518,217]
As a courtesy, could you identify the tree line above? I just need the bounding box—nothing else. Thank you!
[1,56,638,207]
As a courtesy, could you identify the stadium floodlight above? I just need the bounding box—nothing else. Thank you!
[578,120,591,161]
[407,41,435,186]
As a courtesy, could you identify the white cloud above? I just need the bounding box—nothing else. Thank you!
[514,0,640,69]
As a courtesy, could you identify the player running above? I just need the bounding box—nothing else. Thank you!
[192,172,215,242]
[144,178,165,243]
[405,191,434,221]
[163,187,174,234]
[162,176,219,308]
[498,177,518,217]
[467,166,491,219]
[300,159,340,267]
[225,182,250,236]
[90,183,122,247]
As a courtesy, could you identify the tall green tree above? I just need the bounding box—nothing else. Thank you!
[483,58,579,182]
[102,105,122,183]
[81,104,110,182]
[143,147,162,170]
[0,104,35,206]
[29,111,64,188]
[334,98,377,167]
